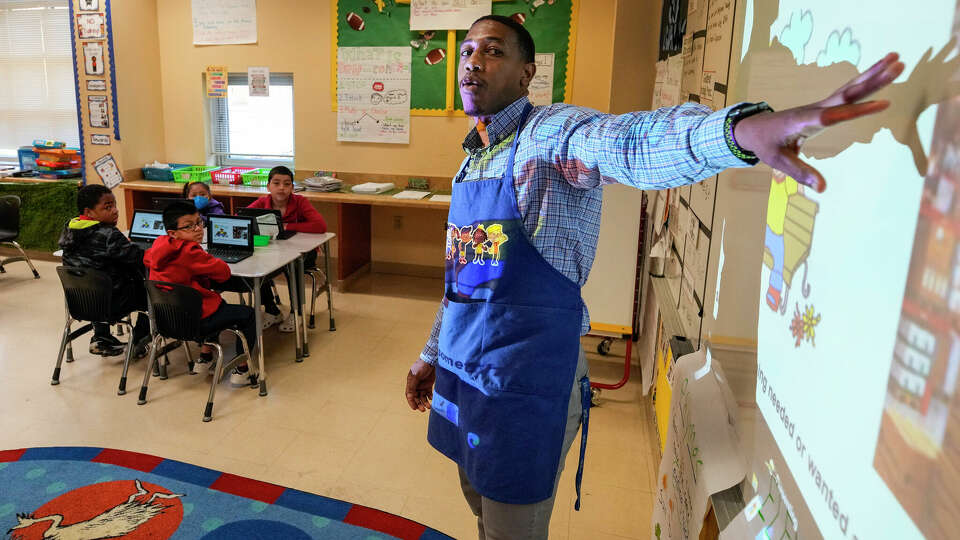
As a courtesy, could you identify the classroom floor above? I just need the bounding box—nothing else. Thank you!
[0,259,660,540]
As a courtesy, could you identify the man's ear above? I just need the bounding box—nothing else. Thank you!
[521,62,537,89]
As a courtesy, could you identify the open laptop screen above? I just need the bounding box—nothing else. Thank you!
[208,215,253,249]
[130,210,165,239]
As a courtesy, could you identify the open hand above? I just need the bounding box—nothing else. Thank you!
[405,359,435,412]
[734,52,906,192]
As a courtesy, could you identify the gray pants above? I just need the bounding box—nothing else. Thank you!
[458,350,588,540]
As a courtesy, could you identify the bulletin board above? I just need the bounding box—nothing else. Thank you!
[331,0,578,116]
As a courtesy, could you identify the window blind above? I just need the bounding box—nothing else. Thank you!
[0,0,79,160]
[209,72,294,166]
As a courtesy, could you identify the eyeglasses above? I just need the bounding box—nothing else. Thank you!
[175,220,204,231]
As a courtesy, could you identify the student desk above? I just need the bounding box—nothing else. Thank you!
[260,232,337,359]
[117,174,451,286]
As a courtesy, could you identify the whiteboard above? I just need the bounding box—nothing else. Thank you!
[582,184,645,333]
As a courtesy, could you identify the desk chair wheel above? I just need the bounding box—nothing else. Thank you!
[597,338,612,356]
[590,387,601,407]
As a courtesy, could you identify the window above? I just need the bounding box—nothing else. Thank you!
[0,0,79,163]
[208,73,294,167]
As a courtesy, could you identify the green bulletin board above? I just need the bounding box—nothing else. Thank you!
[332,0,577,115]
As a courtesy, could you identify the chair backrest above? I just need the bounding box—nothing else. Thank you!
[145,280,204,340]
[56,266,114,323]
[0,195,21,237]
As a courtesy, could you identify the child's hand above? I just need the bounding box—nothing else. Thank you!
[405,360,435,412]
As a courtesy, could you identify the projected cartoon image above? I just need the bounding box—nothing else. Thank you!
[873,36,960,538]
[763,170,819,315]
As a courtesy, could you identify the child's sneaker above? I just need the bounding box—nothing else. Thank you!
[261,311,284,330]
[90,338,124,357]
[229,364,256,387]
[278,312,296,333]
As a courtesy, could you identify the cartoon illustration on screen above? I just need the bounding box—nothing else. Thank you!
[763,170,819,315]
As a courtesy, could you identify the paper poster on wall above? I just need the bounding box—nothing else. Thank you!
[247,66,269,97]
[78,0,99,11]
[83,42,104,76]
[76,13,105,40]
[528,53,555,106]
[652,347,747,540]
[90,134,110,146]
[702,0,733,108]
[87,95,109,129]
[652,60,667,109]
[205,65,227,98]
[410,0,491,30]
[337,47,411,144]
[658,53,683,109]
[682,36,705,99]
[86,79,106,92]
[192,0,257,45]
[93,153,123,189]
[689,175,716,225]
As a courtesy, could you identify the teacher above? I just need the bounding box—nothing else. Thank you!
[405,14,903,540]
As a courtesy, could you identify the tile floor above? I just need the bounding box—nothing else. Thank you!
[0,260,661,539]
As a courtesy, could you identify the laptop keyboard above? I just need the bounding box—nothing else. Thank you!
[208,247,251,264]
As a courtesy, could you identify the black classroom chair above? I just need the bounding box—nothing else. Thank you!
[53,266,144,395]
[137,280,251,422]
[0,195,39,278]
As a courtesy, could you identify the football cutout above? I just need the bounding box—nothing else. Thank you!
[425,47,446,65]
[510,12,526,25]
[346,11,365,31]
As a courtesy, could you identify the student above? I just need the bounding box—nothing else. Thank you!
[58,184,150,357]
[143,201,257,386]
[182,181,225,222]
[246,166,327,330]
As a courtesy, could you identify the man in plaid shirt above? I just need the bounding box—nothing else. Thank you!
[404,15,903,539]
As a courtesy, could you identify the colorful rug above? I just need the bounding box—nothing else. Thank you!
[0,447,452,540]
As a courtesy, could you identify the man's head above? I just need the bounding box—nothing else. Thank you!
[77,184,118,225]
[459,15,536,117]
[163,201,204,243]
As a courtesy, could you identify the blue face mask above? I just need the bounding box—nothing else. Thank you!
[194,196,210,210]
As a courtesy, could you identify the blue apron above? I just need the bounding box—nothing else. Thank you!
[428,104,590,506]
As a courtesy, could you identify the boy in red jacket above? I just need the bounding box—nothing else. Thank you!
[246,166,327,331]
[143,202,257,387]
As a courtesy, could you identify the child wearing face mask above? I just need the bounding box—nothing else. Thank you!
[182,181,226,222]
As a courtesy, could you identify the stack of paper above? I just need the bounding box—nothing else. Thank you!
[351,182,395,194]
[303,176,342,192]
[393,190,430,200]
[429,194,452,203]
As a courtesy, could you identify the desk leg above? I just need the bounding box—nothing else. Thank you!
[253,277,267,396]
[286,261,303,362]
[298,254,309,357]
[323,242,336,331]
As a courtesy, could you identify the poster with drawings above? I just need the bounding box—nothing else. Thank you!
[410,0,491,30]
[651,348,747,540]
[83,42,104,76]
[337,47,411,144]
[528,53,555,106]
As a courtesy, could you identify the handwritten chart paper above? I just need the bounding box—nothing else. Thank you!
[192,0,257,45]
[410,0,491,30]
[528,53,555,106]
[337,47,411,144]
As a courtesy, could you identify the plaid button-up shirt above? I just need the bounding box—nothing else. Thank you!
[420,96,751,365]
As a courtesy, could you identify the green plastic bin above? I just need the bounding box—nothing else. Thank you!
[171,166,219,183]
[240,168,272,186]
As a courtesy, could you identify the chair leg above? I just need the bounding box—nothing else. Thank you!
[1,241,39,278]
[117,321,136,395]
[52,317,74,385]
[137,335,163,405]
[158,338,170,379]
[271,281,282,307]
[183,342,196,374]
[116,324,124,336]
[204,343,226,422]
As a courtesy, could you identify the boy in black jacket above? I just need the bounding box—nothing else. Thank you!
[58,185,150,356]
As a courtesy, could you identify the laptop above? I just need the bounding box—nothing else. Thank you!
[152,197,192,211]
[128,209,166,250]
[206,215,255,264]
[237,207,297,240]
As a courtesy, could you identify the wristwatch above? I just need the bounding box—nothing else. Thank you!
[723,101,775,165]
